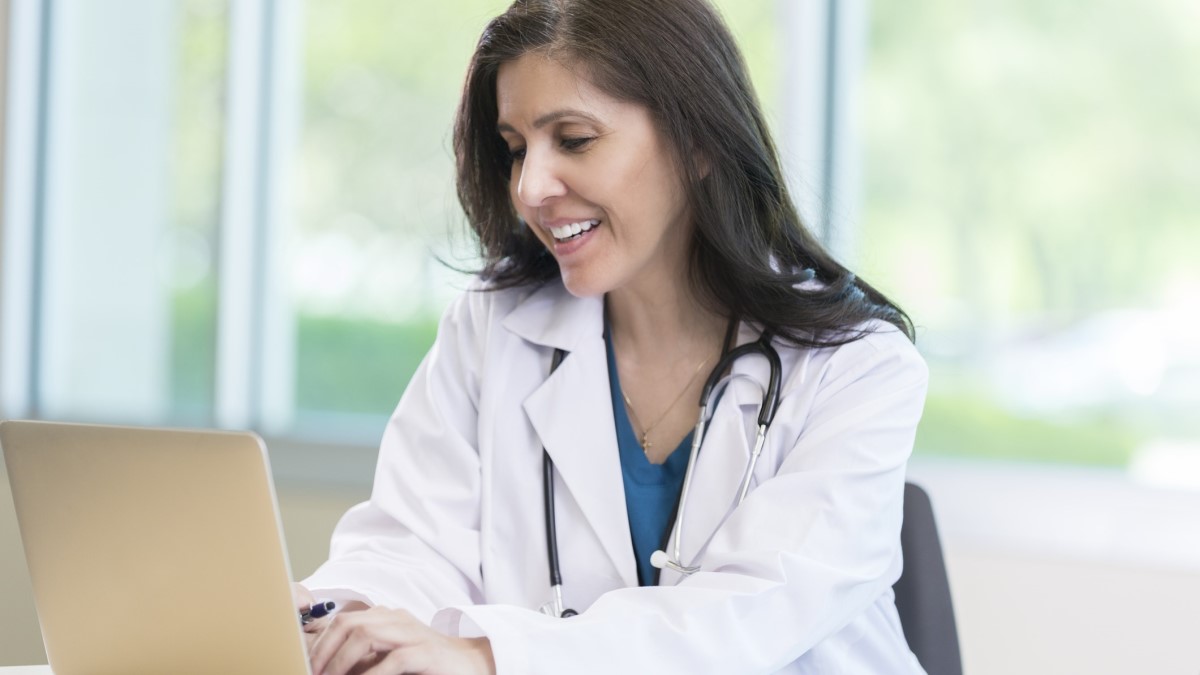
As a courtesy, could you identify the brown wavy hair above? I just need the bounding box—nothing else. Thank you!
[453,0,913,346]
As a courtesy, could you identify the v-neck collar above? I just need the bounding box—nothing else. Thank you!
[604,324,692,480]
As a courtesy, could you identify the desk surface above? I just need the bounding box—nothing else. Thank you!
[0,668,50,674]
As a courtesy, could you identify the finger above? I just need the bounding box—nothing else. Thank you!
[346,651,386,675]
[311,610,412,675]
[304,599,369,637]
[303,623,325,656]
[325,628,380,675]
[309,613,365,675]
[292,582,317,612]
[360,646,430,675]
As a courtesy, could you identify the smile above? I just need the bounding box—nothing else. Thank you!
[549,219,600,242]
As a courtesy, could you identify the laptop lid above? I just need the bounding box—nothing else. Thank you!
[0,420,311,675]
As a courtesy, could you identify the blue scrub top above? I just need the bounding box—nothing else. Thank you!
[605,329,691,586]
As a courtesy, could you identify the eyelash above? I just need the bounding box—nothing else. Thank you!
[507,136,596,164]
[561,136,594,151]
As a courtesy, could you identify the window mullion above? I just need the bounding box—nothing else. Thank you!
[0,0,47,420]
[779,0,866,264]
[215,0,299,434]
[215,0,269,431]
[256,0,301,436]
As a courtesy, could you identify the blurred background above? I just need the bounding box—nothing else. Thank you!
[1,0,1197,671]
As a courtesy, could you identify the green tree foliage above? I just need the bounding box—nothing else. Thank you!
[861,0,1200,465]
[861,0,1200,328]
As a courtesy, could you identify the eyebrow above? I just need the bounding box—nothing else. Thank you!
[496,109,603,134]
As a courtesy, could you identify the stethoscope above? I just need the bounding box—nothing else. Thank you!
[539,321,783,618]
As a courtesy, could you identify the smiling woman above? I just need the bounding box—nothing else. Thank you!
[277,0,785,434]
[295,1,930,674]
[496,53,693,300]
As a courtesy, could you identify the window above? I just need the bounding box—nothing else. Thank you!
[858,1,1200,482]
[284,0,784,439]
[10,1,1184,479]
[1,0,227,427]
[1,0,793,451]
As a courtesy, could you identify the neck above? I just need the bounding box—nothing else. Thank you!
[605,268,728,464]
[605,274,726,361]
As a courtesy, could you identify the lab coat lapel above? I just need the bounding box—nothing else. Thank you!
[506,283,638,588]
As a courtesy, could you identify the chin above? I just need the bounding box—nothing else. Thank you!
[558,270,613,299]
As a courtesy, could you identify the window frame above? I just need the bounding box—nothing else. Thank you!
[0,0,850,485]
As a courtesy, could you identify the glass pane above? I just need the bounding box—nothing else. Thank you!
[860,1,1200,480]
[168,0,227,423]
[288,0,496,432]
[38,0,226,425]
[287,0,781,435]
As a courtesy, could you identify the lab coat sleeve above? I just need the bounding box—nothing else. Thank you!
[436,327,929,674]
[301,289,491,622]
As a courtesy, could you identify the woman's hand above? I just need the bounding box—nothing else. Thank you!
[293,583,329,652]
[293,582,317,612]
[309,606,495,675]
[293,583,372,655]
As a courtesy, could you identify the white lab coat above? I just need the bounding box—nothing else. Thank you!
[303,278,929,674]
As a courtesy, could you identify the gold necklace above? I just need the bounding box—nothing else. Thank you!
[622,356,711,456]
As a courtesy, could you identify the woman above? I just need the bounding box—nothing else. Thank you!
[299,0,928,673]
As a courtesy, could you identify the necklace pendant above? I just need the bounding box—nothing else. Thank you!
[641,434,652,454]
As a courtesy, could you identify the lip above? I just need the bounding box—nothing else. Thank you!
[539,216,603,230]
[547,219,601,258]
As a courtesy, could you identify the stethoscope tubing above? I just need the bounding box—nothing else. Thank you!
[658,331,780,575]
[541,349,578,617]
[541,325,782,616]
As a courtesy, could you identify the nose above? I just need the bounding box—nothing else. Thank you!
[515,146,567,208]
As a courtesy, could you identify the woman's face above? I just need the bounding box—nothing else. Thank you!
[496,52,692,298]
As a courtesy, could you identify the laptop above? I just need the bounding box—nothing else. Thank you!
[0,420,311,675]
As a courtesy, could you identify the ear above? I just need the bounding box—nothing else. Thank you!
[675,131,710,181]
[694,151,712,180]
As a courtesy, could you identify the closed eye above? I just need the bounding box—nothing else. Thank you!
[504,136,594,168]
[561,136,595,151]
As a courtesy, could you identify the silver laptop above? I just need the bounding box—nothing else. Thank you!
[0,420,311,675]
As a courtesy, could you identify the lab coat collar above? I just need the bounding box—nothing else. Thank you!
[502,280,603,352]
[509,281,638,587]
[507,283,783,588]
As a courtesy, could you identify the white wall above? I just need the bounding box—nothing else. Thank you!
[949,547,1200,675]
[911,459,1200,675]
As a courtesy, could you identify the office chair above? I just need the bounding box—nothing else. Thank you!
[893,482,963,675]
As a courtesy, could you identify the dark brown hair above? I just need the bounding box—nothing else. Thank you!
[453,0,913,346]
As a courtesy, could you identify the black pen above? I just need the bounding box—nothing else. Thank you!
[300,600,336,625]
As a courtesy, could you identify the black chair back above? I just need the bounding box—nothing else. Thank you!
[893,482,963,675]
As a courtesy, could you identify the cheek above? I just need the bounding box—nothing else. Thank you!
[645,157,689,219]
[612,160,686,228]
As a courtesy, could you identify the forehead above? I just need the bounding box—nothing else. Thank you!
[495,52,624,128]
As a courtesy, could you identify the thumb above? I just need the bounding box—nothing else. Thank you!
[291,582,316,612]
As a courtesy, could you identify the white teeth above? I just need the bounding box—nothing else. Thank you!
[549,219,600,241]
